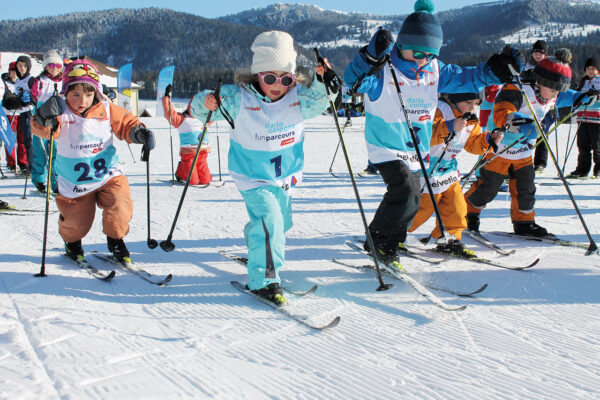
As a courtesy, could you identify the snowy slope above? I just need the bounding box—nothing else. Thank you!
[1,103,600,399]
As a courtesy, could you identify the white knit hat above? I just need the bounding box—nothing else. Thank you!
[43,49,63,68]
[250,31,297,74]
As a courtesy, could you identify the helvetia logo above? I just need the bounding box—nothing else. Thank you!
[245,106,261,111]
[281,137,295,146]
[92,146,103,154]
[419,115,431,121]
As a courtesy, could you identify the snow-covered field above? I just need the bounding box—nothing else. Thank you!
[1,105,600,399]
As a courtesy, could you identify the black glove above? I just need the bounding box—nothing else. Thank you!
[165,84,172,98]
[130,126,155,151]
[34,95,65,127]
[319,68,342,94]
[486,45,524,83]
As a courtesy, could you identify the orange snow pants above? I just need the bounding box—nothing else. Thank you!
[175,149,212,185]
[464,155,536,222]
[55,175,133,243]
[409,181,467,240]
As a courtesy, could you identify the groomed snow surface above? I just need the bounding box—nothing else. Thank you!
[1,107,599,399]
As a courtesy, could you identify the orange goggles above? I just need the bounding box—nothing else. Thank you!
[67,64,100,82]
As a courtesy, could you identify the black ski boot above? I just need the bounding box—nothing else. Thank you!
[65,240,84,261]
[466,213,480,232]
[36,182,46,193]
[0,200,10,210]
[364,235,405,271]
[251,282,287,305]
[513,222,549,237]
[435,239,476,258]
[107,236,131,262]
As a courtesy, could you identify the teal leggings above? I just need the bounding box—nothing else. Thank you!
[240,186,292,290]
[31,136,57,191]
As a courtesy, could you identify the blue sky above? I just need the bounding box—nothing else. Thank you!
[1,1,494,20]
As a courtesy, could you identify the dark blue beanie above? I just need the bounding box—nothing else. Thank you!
[396,0,443,56]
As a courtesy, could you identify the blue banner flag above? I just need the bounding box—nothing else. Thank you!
[156,65,175,117]
[117,63,133,110]
[0,107,16,155]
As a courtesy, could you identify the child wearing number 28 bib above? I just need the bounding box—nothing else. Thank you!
[31,59,155,263]
[191,31,330,304]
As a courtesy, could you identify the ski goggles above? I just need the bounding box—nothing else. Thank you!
[257,72,295,87]
[47,63,63,69]
[411,51,437,61]
[67,64,100,82]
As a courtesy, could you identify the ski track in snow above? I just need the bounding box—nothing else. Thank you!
[1,108,600,399]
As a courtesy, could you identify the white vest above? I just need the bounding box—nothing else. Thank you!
[229,86,305,192]
[36,75,62,106]
[497,85,554,161]
[423,100,476,194]
[178,117,207,149]
[364,60,440,170]
[14,77,34,114]
[54,101,123,198]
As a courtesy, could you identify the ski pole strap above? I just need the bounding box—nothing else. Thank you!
[213,80,234,129]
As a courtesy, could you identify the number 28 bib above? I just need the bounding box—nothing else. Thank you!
[54,101,122,198]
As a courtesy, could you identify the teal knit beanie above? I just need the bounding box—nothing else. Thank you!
[396,0,443,56]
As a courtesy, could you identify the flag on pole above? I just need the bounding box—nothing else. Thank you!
[117,63,133,110]
[156,65,175,117]
[0,107,16,155]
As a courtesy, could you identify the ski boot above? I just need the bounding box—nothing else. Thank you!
[534,165,545,174]
[466,213,480,233]
[513,222,549,237]
[107,236,131,262]
[36,182,46,193]
[567,170,586,179]
[361,165,378,175]
[364,239,405,272]
[251,282,287,305]
[435,239,476,258]
[0,200,10,210]
[65,240,84,261]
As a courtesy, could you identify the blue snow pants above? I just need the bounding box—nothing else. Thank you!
[240,185,293,291]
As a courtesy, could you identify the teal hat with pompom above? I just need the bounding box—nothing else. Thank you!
[396,0,443,56]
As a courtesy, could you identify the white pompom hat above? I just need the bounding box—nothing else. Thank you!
[43,49,63,68]
[250,31,297,74]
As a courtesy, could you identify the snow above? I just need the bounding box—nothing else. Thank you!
[303,20,393,49]
[1,101,600,399]
[502,22,600,45]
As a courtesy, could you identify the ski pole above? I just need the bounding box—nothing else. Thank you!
[126,142,136,163]
[160,79,222,252]
[386,59,451,243]
[508,64,598,255]
[328,138,343,176]
[216,134,222,182]
[141,142,158,249]
[168,96,175,182]
[35,119,58,277]
[315,48,391,292]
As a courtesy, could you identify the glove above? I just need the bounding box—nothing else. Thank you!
[486,45,524,83]
[358,29,394,76]
[130,126,155,151]
[365,29,394,63]
[20,89,31,104]
[506,112,536,140]
[573,88,600,110]
[321,68,342,94]
[34,95,65,127]
[485,129,502,152]
[165,84,172,98]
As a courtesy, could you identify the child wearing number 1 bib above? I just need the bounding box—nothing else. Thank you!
[31,59,155,263]
[191,31,329,304]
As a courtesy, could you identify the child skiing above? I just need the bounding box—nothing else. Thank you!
[13,55,36,175]
[162,88,212,185]
[2,61,28,173]
[465,49,588,237]
[31,59,155,262]
[190,30,329,304]
[30,50,63,193]
[343,0,521,265]
[568,57,600,178]
[408,92,503,256]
